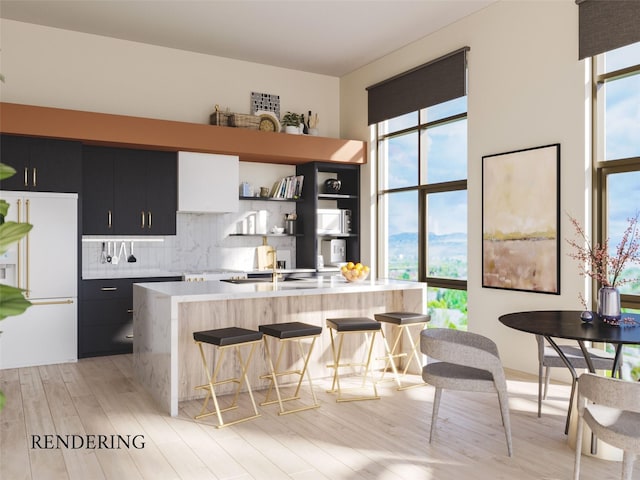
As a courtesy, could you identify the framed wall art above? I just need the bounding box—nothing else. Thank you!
[482,143,560,294]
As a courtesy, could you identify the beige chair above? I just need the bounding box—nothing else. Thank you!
[536,335,615,434]
[420,328,513,456]
[573,373,640,480]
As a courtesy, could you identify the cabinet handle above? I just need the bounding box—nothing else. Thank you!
[32,167,37,187]
[16,199,23,288]
[31,299,74,306]
[100,287,117,291]
[25,199,30,298]
[147,211,152,229]
[141,211,145,229]
[24,167,29,187]
[108,210,112,229]
[127,309,134,313]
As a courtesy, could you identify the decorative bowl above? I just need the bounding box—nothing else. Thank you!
[341,267,369,283]
[271,226,285,234]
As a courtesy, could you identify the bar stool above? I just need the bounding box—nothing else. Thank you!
[326,317,381,402]
[193,327,263,428]
[375,312,430,390]
[259,321,322,415]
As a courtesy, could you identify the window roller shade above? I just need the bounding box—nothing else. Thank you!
[366,47,469,126]
[577,0,640,59]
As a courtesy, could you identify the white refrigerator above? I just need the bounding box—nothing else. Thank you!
[0,191,78,369]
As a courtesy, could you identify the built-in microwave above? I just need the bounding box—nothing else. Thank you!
[317,209,352,235]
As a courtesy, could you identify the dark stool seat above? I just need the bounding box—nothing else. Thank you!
[259,321,322,339]
[194,327,263,346]
[326,317,381,402]
[374,312,430,390]
[326,317,381,332]
[193,326,263,428]
[375,312,430,326]
[259,322,322,415]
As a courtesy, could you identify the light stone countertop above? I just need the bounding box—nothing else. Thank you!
[134,276,425,302]
[82,269,185,280]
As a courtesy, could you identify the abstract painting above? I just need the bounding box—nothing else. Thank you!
[482,144,560,294]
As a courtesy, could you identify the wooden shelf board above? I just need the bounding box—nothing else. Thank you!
[0,102,366,166]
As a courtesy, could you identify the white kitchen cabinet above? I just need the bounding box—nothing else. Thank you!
[178,152,239,212]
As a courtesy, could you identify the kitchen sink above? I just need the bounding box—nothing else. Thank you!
[221,277,304,284]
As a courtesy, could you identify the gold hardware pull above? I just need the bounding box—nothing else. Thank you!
[127,309,134,313]
[25,199,30,298]
[147,211,152,229]
[100,287,117,291]
[31,299,74,306]
[32,167,37,187]
[125,334,134,339]
[108,210,112,229]
[17,199,22,289]
[24,167,29,187]
[141,211,145,228]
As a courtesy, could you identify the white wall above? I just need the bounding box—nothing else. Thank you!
[341,0,591,375]
[0,19,340,137]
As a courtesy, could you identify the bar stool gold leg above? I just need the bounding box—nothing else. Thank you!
[261,335,321,415]
[326,328,380,402]
[376,323,428,390]
[194,339,261,428]
[377,328,403,388]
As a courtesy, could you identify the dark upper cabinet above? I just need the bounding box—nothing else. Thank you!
[83,146,116,235]
[0,134,82,193]
[83,146,177,235]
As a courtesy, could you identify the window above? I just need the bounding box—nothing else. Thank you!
[594,41,640,379]
[377,97,468,329]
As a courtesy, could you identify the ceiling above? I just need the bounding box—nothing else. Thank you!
[0,0,495,77]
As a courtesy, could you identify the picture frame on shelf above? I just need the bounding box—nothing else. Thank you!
[482,143,560,294]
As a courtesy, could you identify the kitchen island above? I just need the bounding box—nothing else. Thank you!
[132,276,427,416]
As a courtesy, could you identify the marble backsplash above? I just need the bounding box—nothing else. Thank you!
[82,199,297,277]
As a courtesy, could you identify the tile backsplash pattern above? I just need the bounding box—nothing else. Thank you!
[82,200,297,277]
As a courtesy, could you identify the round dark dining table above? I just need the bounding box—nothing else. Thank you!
[499,310,640,375]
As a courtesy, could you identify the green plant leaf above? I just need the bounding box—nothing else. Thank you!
[0,163,16,181]
[0,284,31,321]
[0,199,8,219]
[0,222,32,255]
[0,390,5,412]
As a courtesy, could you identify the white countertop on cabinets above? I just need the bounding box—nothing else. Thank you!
[82,268,184,280]
[134,276,424,302]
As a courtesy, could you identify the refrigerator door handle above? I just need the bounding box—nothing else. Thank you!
[16,199,23,289]
[30,299,75,306]
[25,198,31,298]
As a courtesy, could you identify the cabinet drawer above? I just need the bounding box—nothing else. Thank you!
[81,278,134,300]
[81,276,181,300]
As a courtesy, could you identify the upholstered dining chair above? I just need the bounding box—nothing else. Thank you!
[536,335,616,434]
[573,373,640,480]
[420,328,513,456]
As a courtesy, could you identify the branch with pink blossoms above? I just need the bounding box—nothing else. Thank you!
[566,212,640,288]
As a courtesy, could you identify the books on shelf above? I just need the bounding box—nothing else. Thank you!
[270,175,304,199]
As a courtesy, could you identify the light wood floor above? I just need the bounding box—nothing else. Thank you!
[1,354,636,480]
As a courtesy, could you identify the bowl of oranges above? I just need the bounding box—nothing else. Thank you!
[341,261,370,282]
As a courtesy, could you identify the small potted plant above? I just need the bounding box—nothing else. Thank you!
[281,112,300,134]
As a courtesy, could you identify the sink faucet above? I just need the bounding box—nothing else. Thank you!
[271,247,280,285]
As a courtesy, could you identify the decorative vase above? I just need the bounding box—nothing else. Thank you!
[597,286,621,321]
[284,125,300,134]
